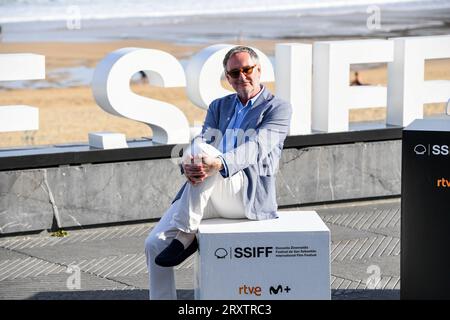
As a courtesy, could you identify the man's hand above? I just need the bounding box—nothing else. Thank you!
[200,153,223,177]
[183,155,205,186]
[182,154,223,186]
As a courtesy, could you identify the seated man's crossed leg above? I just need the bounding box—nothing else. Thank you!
[144,142,245,300]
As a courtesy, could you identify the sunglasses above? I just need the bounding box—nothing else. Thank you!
[226,65,257,79]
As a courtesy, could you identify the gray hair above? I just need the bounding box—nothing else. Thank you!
[223,46,259,69]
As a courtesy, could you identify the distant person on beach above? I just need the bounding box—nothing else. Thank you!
[139,71,147,83]
[144,46,292,300]
[351,71,363,86]
[447,98,450,116]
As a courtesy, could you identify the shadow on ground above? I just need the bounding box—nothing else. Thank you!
[29,289,399,300]
[29,289,195,300]
[332,289,400,300]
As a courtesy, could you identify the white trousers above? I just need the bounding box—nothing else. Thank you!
[144,143,246,300]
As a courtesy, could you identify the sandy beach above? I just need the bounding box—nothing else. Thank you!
[0,39,449,148]
[0,40,206,148]
[1,0,450,150]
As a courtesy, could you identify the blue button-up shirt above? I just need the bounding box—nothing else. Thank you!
[218,87,264,177]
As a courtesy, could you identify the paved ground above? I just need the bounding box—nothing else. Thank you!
[0,197,400,300]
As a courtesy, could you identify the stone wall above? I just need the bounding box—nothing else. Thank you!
[0,140,401,234]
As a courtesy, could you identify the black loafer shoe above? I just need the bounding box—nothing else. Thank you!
[155,237,198,267]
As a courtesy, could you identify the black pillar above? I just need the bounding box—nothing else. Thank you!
[401,119,450,299]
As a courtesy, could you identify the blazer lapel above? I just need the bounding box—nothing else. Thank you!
[251,86,272,110]
[220,95,237,131]
[239,87,273,131]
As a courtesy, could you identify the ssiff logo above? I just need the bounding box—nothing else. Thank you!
[214,248,228,259]
[214,247,273,259]
[414,144,427,155]
[414,144,449,156]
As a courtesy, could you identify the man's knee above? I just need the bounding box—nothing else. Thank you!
[144,232,163,257]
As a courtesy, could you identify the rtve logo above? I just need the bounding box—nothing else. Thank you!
[414,144,449,156]
[238,284,292,296]
[238,285,262,296]
[436,178,450,188]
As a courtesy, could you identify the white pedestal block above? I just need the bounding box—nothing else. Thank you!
[194,211,330,300]
[88,132,128,149]
[0,105,39,132]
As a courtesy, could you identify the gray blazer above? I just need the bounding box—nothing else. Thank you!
[172,87,292,220]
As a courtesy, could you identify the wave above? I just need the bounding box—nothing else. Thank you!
[1,0,449,24]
